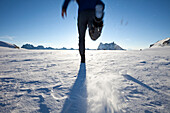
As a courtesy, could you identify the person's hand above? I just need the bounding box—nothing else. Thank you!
[62,8,67,18]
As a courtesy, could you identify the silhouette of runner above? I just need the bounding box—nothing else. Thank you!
[62,0,104,63]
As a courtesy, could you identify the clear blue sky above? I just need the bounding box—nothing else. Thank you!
[0,0,170,49]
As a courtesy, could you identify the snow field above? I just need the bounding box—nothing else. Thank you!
[0,47,170,113]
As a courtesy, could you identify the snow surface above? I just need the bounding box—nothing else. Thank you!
[0,46,170,113]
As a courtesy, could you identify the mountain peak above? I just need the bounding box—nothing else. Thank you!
[97,42,124,50]
[0,41,19,49]
[150,37,170,48]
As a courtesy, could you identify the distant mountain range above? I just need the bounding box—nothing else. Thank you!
[1,38,169,50]
[150,38,170,48]
[21,44,96,50]
[0,41,124,50]
[21,44,77,50]
[22,42,125,50]
[97,42,124,50]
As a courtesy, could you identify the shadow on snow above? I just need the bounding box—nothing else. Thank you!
[61,63,87,113]
[123,74,159,93]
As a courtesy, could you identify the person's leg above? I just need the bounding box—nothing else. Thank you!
[87,10,95,31]
[78,11,88,63]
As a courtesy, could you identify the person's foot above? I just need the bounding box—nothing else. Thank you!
[89,24,102,41]
[81,55,85,63]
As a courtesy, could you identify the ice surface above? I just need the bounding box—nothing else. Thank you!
[0,47,170,113]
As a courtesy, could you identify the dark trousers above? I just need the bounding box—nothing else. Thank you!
[78,10,95,56]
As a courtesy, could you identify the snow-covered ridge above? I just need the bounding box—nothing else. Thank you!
[97,42,124,50]
[150,37,170,48]
[0,41,19,49]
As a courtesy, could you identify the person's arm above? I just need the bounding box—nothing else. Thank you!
[62,0,71,18]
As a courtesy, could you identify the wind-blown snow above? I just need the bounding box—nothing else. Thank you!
[0,47,170,113]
